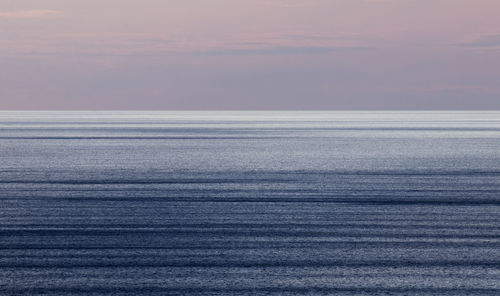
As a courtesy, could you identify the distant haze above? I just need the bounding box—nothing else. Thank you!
[1,0,500,110]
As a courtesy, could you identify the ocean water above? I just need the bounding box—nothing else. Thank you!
[0,111,500,295]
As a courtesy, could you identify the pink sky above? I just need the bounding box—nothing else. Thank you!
[1,0,500,109]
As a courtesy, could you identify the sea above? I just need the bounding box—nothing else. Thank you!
[0,111,499,295]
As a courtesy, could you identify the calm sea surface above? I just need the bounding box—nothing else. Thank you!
[1,111,500,295]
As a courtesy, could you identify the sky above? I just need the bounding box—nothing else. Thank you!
[1,0,500,110]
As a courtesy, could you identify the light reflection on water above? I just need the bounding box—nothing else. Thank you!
[0,111,500,295]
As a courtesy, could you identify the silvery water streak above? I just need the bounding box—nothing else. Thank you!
[1,111,500,295]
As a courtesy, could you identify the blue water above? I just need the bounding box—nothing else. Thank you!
[1,111,500,295]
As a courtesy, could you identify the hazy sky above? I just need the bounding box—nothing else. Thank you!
[1,0,500,110]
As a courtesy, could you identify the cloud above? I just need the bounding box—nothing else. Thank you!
[0,10,63,19]
[1,31,372,58]
[187,32,373,56]
[258,0,312,8]
[195,46,370,56]
[460,34,500,47]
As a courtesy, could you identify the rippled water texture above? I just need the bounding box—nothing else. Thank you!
[1,111,500,295]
